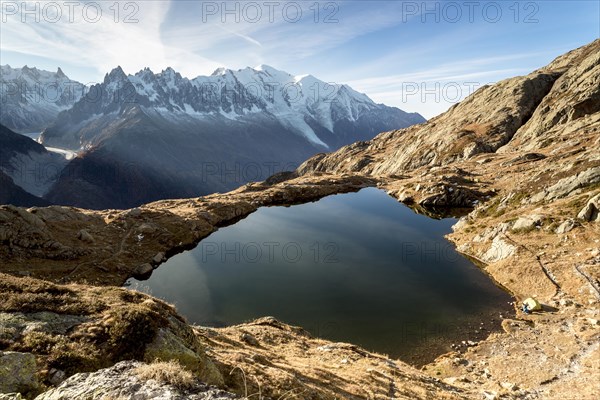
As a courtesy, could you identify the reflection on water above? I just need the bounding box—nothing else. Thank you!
[131,188,513,364]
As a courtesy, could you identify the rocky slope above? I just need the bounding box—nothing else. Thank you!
[0,40,599,399]
[297,40,599,178]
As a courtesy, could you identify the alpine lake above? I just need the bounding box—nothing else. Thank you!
[129,188,514,365]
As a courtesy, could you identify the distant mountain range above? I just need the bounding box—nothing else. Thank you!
[0,64,425,209]
[0,65,85,132]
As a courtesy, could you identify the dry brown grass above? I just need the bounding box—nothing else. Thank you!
[0,273,103,314]
[0,273,178,378]
[133,360,196,390]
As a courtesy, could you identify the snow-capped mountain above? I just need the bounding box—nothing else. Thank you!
[33,64,424,209]
[41,65,424,150]
[0,65,86,133]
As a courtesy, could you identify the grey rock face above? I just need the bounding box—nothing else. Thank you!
[530,167,600,203]
[0,351,39,394]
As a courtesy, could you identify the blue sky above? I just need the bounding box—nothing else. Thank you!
[1,0,598,117]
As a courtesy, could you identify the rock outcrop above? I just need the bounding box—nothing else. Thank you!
[530,167,600,203]
[34,361,239,400]
[0,352,39,395]
[498,40,600,153]
[578,192,600,222]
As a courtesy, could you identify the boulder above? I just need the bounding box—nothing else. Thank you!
[577,193,600,222]
[132,263,153,279]
[555,218,578,234]
[482,236,517,263]
[0,351,39,394]
[144,328,202,371]
[77,229,94,243]
[144,328,223,387]
[512,214,543,231]
[240,332,259,346]
[136,223,157,234]
[152,252,165,265]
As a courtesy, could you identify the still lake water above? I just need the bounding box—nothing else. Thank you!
[131,188,513,364]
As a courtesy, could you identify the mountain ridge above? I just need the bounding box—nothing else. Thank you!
[36,64,424,209]
[41,64,424,150]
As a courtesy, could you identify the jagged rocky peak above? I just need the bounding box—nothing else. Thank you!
[134,67,155,81]
[22,65,37,74]
[47,64,424,139]
[211,67,227,76]
[158,67,184,87]
[1,64,68,83]
[161,66,179,76]
[104,65,128,83]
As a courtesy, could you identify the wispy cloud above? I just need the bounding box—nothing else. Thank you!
[344,52,539,118]
[0,0,412,80]
[157,0,412,72]
[0,0,223,80]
